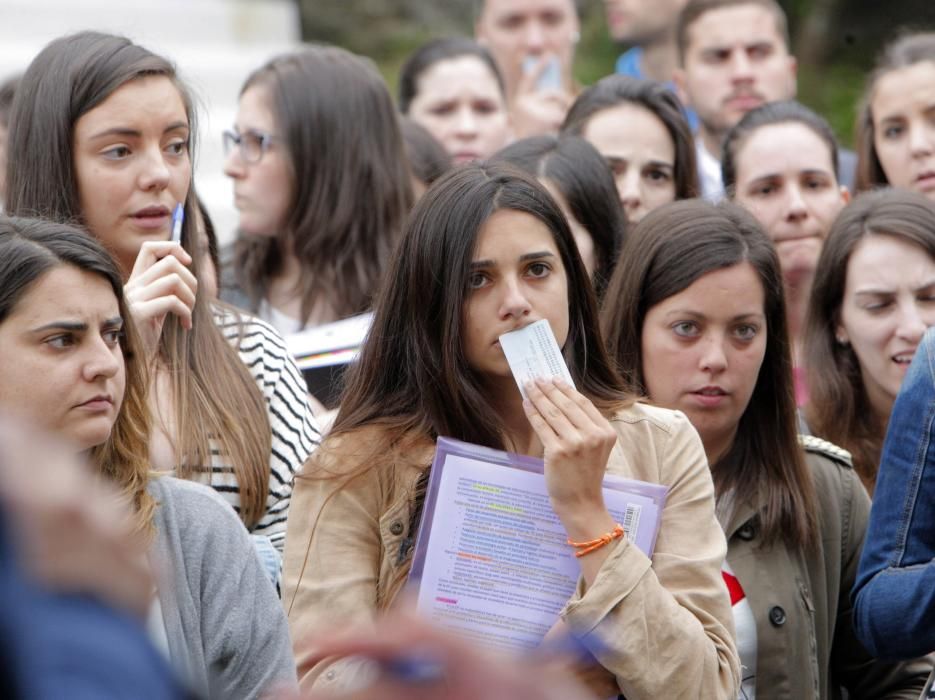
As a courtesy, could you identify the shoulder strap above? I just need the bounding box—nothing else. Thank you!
[798,434,854,468]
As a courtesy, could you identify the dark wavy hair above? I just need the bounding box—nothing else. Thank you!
[231,45,413,324]
[805,188,935,493]
[562,75,699,201]
[492,134,626,298]
[601,199,817,550]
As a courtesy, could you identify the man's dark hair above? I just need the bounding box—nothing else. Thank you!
[676,0,790,64]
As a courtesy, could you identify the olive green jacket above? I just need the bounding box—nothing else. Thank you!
[722,437,932,699]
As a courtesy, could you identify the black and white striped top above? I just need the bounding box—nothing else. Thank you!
[202,305,321,552]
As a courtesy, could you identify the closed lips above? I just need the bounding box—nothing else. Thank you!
[693,387,727,396]
[132,205,169,218]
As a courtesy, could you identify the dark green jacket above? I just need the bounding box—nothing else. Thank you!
[722,437,932,699]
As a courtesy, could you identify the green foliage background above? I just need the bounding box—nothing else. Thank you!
[298,0,935,148]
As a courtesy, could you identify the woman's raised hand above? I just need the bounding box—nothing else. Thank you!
[124,241,198,360]
[523,377,619,583]
[522,377,617,522]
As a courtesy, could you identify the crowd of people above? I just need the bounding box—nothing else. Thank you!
[1,0,934,698]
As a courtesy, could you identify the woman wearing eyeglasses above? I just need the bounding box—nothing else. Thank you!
[221,46,414,335]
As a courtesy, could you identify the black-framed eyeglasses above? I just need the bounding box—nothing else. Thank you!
[222,128,276,164]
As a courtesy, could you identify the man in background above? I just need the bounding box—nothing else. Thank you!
[673,0,856,199]
[475,0,580,136]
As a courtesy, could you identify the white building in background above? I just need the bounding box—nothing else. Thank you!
[0,0,301,245]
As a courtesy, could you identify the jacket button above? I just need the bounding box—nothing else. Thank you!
[737,523,756,541]
[390,521,404,536]
[769,606,786,627]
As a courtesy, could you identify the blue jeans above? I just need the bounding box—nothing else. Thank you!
[852,327,935,659]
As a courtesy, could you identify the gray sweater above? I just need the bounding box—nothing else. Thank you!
[149,476,297,699]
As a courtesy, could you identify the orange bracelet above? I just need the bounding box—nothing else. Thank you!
[567,523,625,558]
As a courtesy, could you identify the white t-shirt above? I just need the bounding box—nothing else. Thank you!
[723,561,757,699]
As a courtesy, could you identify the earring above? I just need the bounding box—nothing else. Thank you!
[835,334,849,347]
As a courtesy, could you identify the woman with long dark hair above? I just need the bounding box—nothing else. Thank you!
[600,198,932,698]
[222,45,413,334]
[804,189,935,493]
[562,75,698,224]
[6,31,319,571]
[283,163,739,698]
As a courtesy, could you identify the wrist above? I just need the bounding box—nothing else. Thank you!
[555,506,616,543]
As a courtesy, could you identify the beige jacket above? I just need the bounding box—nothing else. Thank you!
[282,402,740,699]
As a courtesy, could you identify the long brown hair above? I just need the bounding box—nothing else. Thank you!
[332,163,630,449]
[855,32,935,193]
[804,189,935,492]
[231,46,413,326]
[0,216,155,534]
[6,31,271,527]
[601,199,818,550]
[317,163,632,605]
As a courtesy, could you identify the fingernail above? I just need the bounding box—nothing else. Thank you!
[524,380,536,393]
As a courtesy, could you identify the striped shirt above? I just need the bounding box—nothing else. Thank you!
[203,305,321,552]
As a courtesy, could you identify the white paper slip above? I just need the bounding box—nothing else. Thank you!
[498,319,575,399]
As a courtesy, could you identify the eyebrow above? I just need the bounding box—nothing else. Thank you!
[470,251,556,269]
[856,279,935,295]
[88,121,189,140]
[663,309,764,321]
[749,168,832,182]
[30,316,124,333]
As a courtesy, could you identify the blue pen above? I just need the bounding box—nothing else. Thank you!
[170,203,184,244]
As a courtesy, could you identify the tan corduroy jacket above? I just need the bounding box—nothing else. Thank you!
[722,438,932,699]
[282,402,741,699]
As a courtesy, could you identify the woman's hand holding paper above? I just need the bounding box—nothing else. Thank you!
[523,376,619,584]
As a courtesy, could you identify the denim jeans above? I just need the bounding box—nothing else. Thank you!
[852,327,935,659]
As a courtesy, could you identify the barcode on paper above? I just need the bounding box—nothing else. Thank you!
[622,504,641,543]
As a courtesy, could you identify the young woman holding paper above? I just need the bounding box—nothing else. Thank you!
[5,32,320,574]
[283,163,740,698]
[599,198,932,698]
